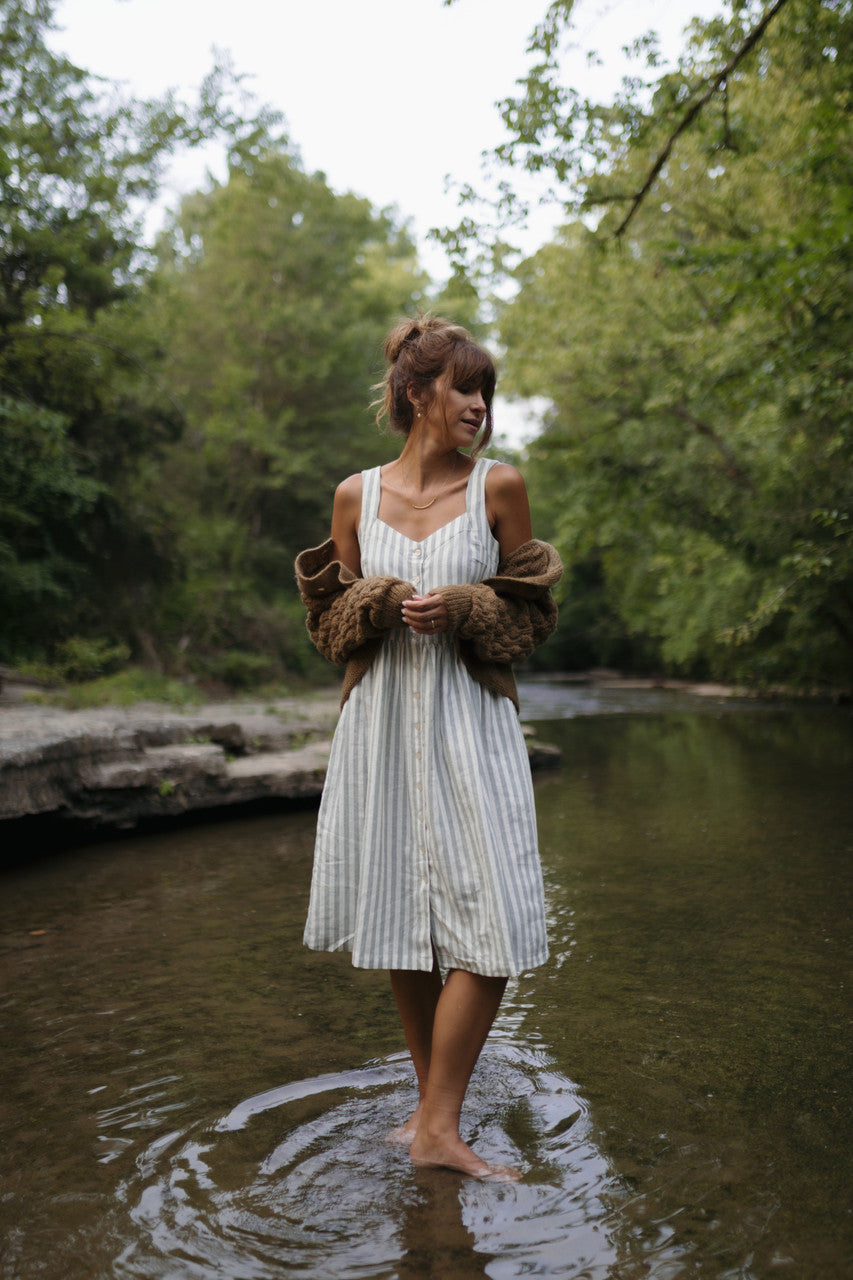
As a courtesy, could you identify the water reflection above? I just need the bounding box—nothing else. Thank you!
[114,1039,630,1279]
[528,706,853,1280]
[0,696,850,1278]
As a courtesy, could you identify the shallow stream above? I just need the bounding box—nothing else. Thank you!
[1,686,851,1278]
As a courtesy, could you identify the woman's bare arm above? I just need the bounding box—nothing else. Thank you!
[485,463,533,559]
[330,473,363,576]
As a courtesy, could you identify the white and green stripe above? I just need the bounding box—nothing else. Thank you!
[304,458,548,977]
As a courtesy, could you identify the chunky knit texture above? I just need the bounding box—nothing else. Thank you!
[295,537,562,710]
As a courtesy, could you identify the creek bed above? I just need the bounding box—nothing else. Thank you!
[1,684,850,1278]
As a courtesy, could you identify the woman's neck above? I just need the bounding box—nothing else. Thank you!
[395,439,464,488]
[378,440,474,534]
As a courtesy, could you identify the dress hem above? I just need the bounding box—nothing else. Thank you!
[303,938,548,980]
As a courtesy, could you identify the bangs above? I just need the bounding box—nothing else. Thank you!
[447,342,497,405]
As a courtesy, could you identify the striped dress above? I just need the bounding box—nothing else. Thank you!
[303,458,548,977]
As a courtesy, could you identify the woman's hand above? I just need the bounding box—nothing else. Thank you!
[401,592,449,635]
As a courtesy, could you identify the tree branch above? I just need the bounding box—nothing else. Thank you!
[671,403,756,491]
[613,0,793,239]
[28,330,186,424]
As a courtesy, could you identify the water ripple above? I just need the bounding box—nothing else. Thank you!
[112,1041,666,1279]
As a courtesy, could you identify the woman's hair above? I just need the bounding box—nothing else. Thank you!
[373,313,496,455]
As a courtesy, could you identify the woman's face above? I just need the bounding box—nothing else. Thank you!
[427,376,488,449]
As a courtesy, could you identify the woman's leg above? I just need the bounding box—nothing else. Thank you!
[388,957,444,1144]
[408,969,516,1180]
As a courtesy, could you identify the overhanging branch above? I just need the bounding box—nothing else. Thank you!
[672,402,756,491]
[613,0,793,239]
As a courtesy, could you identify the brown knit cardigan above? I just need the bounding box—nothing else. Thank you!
[294,537,562,711]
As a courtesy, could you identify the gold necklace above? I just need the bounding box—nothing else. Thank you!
[404,455,460,509]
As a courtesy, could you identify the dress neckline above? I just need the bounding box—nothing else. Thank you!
[374,458,480,546]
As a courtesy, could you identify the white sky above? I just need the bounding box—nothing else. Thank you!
[50,0,725,442]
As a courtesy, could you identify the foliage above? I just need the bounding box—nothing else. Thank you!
[140,146,425,677]
[0,0,425,687]
[0,395,100,651]
[495,0,852,687]
[47,635,130,681]
[0,0,277,663]
[26,665,204,709]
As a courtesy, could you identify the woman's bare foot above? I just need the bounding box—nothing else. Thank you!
[386,1100,425,1146]
[409,1130,521,1182]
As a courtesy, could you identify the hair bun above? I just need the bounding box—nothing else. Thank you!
[384,319,420,364]
[384,312,462,364]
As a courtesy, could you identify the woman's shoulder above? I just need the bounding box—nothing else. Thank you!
[335,471,363,496]
[333,471,364,512]
[482,460,532,554]
[483,460,528,500]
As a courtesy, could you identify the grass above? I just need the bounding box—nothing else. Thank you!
[21,665,342,712]
[26,667,205,710]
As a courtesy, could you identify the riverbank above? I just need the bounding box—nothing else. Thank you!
[0,692,560,837]
[0,695,339,833]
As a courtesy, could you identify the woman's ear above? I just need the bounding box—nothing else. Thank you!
[406,382,422,417]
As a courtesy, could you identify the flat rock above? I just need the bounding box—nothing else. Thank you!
[0,694,558,834]
[0,696,339,828]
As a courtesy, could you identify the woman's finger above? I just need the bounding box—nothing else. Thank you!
[402,593,448,633]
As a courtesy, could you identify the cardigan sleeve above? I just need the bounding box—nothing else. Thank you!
[295,538,414,666]
[435,539,562,664]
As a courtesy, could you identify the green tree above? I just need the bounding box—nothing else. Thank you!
[495,0,852,687]
[0,396,100,652]
[145,146,425,681]
[0,0,275,660]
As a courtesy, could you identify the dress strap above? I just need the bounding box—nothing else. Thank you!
[359,466,382,531]
[467,457,499,541]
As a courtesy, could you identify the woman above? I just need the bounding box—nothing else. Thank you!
[296,315,561,1182]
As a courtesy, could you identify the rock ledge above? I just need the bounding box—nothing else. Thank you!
[1,696,559,832]
[0,697,340,829]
